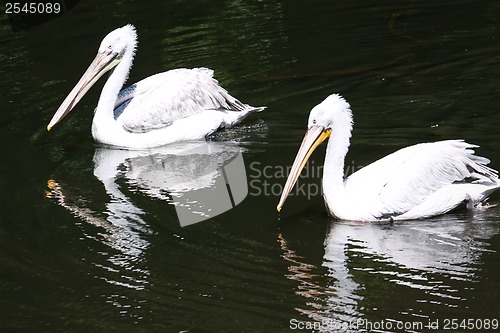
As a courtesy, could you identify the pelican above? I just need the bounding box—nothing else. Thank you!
[277,94,499,221]
[47,24,265,149]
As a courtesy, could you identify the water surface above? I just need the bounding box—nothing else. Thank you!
[1,0,499,332]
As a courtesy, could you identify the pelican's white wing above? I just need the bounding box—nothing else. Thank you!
[115,68,262,133]
[344,140,499,219]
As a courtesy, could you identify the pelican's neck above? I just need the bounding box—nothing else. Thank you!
[322,109,353,203]
[93,47,134,131]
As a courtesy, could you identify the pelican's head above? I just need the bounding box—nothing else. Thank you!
[307,93,351,130]
[47,24,137,131]
[277,94,352,212]
[97,24,137,58]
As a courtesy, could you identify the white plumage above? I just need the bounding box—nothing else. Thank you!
[277,94,499,221]
[47,24,264,148]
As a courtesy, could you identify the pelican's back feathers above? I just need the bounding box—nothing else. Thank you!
[115,68,264,133]
[344,139,499,219]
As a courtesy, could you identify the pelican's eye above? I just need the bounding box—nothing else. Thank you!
[312,119,317,125]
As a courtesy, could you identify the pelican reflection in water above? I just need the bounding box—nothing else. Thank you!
[94,141,247,226]
[278,94,499,221]
[48,141,248,229]
[46,141,249,317]
[278,216,499,326]
[47,25,265,148]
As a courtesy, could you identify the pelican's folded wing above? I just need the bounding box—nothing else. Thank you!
[115,68,257,133]
[344,140,498,218]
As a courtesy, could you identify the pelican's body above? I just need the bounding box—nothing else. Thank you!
[47,25,264,149]
[277,94,499,221]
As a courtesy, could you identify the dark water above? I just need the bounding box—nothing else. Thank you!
[1,1,499,332]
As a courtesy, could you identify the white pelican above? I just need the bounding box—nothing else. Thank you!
[277,94,499,221]
[47,24,265,149]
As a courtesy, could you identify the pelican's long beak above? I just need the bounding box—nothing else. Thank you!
[47,50,121,131]
[277,125,331,212]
